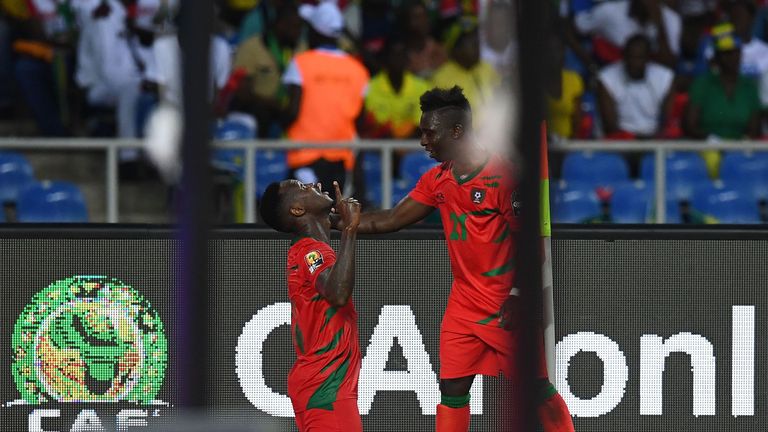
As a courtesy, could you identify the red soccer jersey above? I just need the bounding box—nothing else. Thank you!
[286,237,361,413]
[409,154,519,324]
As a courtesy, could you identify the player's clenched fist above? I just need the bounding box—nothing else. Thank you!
[334,181,361,231]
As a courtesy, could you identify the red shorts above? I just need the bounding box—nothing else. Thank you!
[294,399,363,432]
[439,312,548,380]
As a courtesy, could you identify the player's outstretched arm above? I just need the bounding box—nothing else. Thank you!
[316,186,360,307]
[332,187,434,234]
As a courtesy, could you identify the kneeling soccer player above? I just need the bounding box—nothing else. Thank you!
[260,180,362,432]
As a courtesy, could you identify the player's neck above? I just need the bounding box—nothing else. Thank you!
[297,217,331,244]
[452,144,487,177]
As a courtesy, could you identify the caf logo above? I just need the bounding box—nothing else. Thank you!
[11,276,167,404]
[470,188,486,204]
[305,250,325,274]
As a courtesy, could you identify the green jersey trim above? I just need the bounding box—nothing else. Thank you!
[538,379,558,402]
[321,351,347,373]
[453,156,489,185]
[482,259,515,277]
[493,225,511,243]
[315,328,344,355]
[319,307,338,332]
[477,312,500,325]
[469,208,499,216]
[295,324,305,354]
[306,357,351,411]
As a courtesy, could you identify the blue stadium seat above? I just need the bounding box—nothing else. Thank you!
[214,117,256,141]
[0,151,35,203]
[692,183,760,224]
[361,152,382,205]
[552,183,600,223]
[400,151,438,182]
[16,181,88,222]
[641,152,710,201]
[561,152,629,188]
[255,150,288,198]
[610,182,651,223]
[720,151,768,202]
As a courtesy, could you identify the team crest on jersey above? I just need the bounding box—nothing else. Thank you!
[304,250,324,274]
[470,188,486,204]
[435,192,445,203]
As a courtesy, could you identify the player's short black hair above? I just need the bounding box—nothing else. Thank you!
[420,86,472,115]
[259,182,290,233]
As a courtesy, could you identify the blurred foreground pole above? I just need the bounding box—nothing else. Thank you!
[176,0,213,408]
[511,0,550,430]
[540,123,556,381]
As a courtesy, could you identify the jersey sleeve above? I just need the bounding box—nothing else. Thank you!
[408,169,438,207]
[297,240,337,293]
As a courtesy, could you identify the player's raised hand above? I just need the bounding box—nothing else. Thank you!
[334,181,361,231]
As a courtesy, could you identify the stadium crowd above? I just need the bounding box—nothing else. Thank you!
[1,0,768,223]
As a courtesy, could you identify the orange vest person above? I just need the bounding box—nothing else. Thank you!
[283,1,369,200]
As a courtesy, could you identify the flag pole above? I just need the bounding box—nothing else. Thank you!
[540,121,556,380]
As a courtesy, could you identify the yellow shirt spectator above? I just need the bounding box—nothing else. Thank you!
[431,60,500,121]
[365,72,431,138]
[548,70,585,138]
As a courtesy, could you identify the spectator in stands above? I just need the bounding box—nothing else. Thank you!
[708,0,768,79]
[676,15,710,91]
[597,34,674,139]
[400,1,447,79]
[432,17,500,121]
[12,0,76,136]
[73,0,160,138]
[479,0,516,82]
[575,0,682,68]
[363,37,430,139]
[718,0,768,112]
[147,34,231,109]
[282,0,369,201]
[685,24,760,139]
[239,0,294,42]
[0,0,25,118]
[547,31,585,139]
[753,0,768,42]
[231,1,304,138]
[685,22,762,141]
[685,22,761,140]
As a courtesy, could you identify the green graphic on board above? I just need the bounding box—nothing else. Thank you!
[11,276,167,403]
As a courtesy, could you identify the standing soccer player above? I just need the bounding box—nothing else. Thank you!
[333,86,574,432]
[260,180,362,432]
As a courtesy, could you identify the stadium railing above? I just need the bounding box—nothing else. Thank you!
[0,138,765,223]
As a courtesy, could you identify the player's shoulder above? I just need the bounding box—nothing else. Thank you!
[289,237,333,258]
[420,161,452,182]
[481,155,518,190]
[485,154,516,175]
